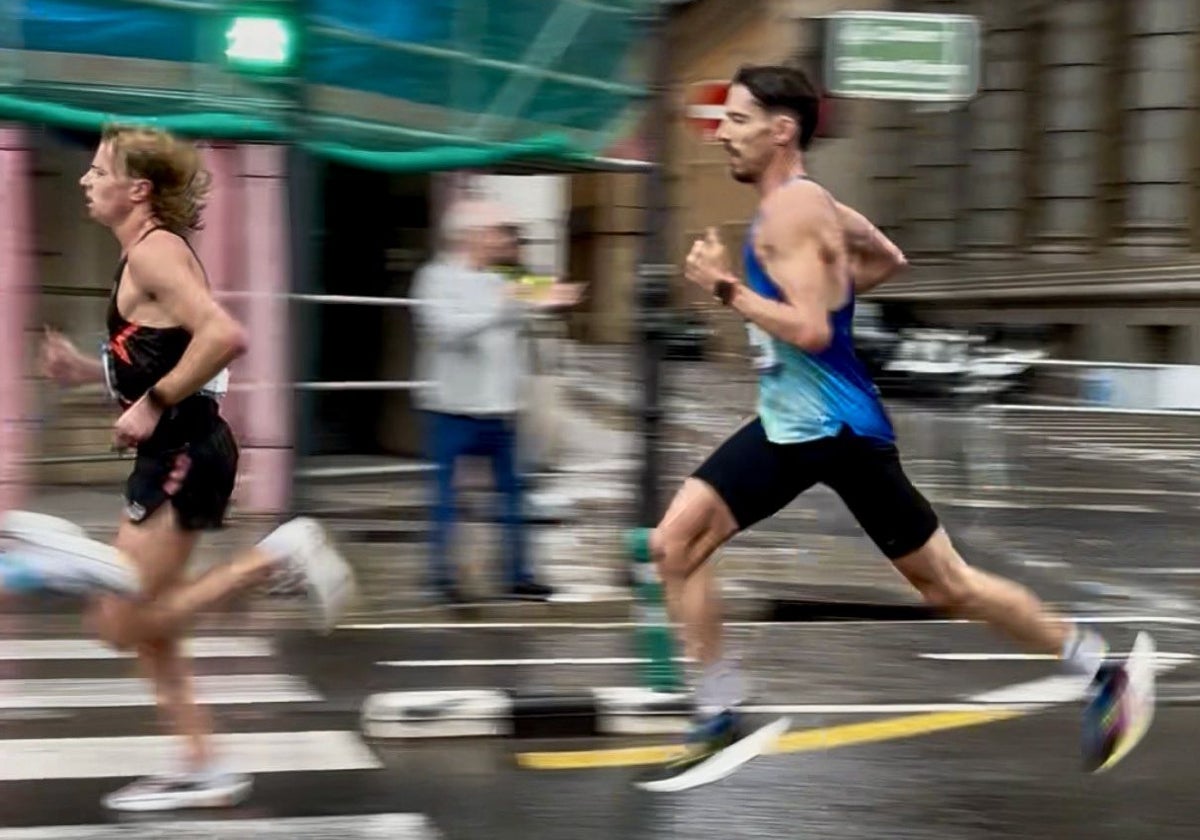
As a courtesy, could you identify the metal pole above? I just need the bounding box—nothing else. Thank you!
[628,2,684,693]
[286,0,322,515]
[636,1,673,528]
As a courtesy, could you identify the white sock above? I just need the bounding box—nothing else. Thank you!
[183,760,232,783]
[1061,625,1108,679]
[696,658,745,715]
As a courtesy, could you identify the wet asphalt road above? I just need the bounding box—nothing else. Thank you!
[1,403,1199,838]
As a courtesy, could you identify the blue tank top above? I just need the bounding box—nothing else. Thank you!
[742,200,894,445]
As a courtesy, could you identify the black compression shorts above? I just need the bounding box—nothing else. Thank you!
[691,418,939,560]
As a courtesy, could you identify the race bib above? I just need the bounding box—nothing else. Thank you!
[200,368,230,400]
[745,323,780,374]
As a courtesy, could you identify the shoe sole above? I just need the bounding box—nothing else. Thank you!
[634,716,791,793]
[103,779,253,812]
[1093,631,1157,773]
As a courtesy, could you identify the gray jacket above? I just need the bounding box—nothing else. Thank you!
[412,256,528,416]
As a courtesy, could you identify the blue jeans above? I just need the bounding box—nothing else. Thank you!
[426,412,531,591]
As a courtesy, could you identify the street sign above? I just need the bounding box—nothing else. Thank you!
[684,80,729,142]
[822,11,980,102]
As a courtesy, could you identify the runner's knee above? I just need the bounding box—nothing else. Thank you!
[651,521,718,581]
[88,597,144,651]
[895,531,981,612]
[916,566,981,612]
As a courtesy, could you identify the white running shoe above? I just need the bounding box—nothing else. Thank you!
[264,517,356,633]
[0,511,88,540]
[103,771,253,812]
[0,510,140,596]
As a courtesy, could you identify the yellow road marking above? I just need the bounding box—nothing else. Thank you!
[516,709,1026,771]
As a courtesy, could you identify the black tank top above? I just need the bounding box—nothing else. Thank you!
[105,226,197,406]
[104,227,218,430]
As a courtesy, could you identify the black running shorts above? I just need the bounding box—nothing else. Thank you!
[125,396,239,532]
[691,418,939,560]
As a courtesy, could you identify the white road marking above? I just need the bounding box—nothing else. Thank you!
[0,637,273,661]
[0,815,439,840]
[0,674,320,708]
[920,652,1194,664]
[0,731,380,781]
[341,615,1200,631]
[379,656,688,668]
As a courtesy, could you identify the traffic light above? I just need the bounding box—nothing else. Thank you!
[223,9,297,75]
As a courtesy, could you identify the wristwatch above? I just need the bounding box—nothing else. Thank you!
[713,279,737,306]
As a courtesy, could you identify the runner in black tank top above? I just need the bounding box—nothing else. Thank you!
[105,224,239,530]
[106,226,194,404]
[22,126,358,813]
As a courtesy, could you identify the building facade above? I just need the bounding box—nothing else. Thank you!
[627,0,1200,363]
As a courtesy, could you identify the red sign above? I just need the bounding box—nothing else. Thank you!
[684,80,730,142]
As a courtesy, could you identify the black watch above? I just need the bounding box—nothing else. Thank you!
[713,279,736,306]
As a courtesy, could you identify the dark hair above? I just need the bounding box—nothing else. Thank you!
[731,65,820,150]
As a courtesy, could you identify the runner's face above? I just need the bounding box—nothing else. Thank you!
[79,142,140,227]
[715,85,778,184]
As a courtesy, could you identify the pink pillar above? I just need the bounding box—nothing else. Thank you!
[0,126,35,512]
[194,143,247,439]
[236,145,293,516]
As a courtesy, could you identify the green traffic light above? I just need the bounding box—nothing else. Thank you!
[224,15,293,71]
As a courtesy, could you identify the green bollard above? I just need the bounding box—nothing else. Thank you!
[626,527,683,693]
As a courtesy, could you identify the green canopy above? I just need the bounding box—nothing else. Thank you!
[0,0,656,171]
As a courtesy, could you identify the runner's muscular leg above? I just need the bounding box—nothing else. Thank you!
[650,478,738,664]
[893,527,1070,654]
[87,504,214,770]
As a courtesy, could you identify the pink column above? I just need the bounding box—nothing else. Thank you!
[0,126,35,512]
[236,144,293,516]
[194,143,246,439]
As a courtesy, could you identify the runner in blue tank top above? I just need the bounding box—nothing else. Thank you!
[636,65,1149,791]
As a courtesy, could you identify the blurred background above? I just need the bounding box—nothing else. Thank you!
[4,0,1197,599]
[0,2,1199,836]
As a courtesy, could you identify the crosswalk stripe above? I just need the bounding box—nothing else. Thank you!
[0,731,381,781]
[0,674,320,708]
[0,637,273,661]
[378,656,689,668]
[920,652,1195,663]
[0,632,416,831]
[0,814,439,839]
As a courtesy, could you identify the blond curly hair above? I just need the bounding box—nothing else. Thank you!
[102,125,212,234]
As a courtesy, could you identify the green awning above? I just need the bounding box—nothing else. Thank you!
[0,0,657,171]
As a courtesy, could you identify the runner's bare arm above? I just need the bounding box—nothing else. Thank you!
[126,236,247,406]
[837,202,907,294]
[728,187,834,352]
[40,327,105,386]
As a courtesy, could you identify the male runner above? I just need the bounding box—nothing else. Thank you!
[638,65,1150,789]
[21,124,356,811]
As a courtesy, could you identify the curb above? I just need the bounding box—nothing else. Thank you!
[361,687,694,740]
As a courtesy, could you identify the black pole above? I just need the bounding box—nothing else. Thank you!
[286,0,321,516]
[636,2,674,528]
